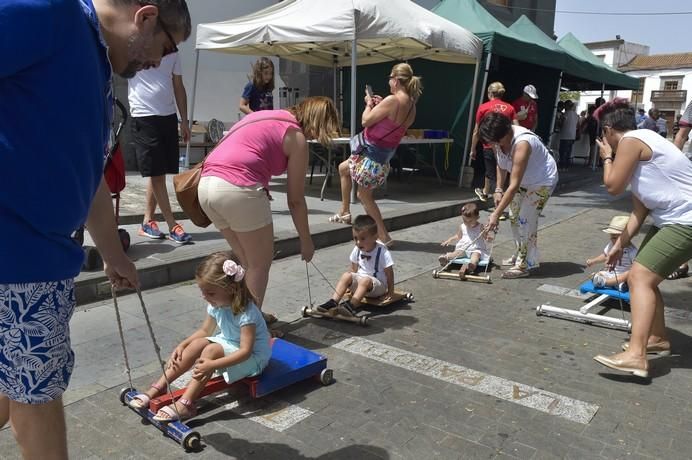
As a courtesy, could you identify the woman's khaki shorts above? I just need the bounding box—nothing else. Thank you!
[198,176,272,232]
[636,224,692,278]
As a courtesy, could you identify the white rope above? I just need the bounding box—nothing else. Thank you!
[310,260,338,292]
[305,262,313,307]
[112,286,181,420]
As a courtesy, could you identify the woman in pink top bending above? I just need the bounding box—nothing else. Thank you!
[199,97,339,328]
[331,63,422,246]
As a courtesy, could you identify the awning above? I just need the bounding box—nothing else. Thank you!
[196,0,482,67]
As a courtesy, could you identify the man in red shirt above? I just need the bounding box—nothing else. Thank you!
[470,82,517,201]
[512,84,539,131]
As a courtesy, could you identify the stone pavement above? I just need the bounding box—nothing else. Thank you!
[75,166,600,304]
[2,181,691,459]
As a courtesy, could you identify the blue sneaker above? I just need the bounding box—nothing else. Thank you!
[168,224,192,244]
[139,220,165,239]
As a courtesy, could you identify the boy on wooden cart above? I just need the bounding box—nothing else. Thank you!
[316,215,394,317]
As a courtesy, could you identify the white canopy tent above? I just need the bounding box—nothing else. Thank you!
[187,0,483,183]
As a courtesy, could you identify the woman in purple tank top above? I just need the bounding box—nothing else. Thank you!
[330,63,422,246]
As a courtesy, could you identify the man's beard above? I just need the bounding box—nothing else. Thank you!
[119,60,142,79]
[118,33,145,79]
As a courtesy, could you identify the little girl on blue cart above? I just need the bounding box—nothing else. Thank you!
[128,252,272,421]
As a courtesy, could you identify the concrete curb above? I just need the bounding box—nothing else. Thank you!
[76,174,601,306]
[75,198,475,306]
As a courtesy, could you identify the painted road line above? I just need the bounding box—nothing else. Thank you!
[538,284,591,300]
[333,337,599,424]
[172,371,313,432]
[220,394,313,432]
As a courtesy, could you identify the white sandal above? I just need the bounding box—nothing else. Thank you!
[501,256,517,267]
[328,213,351,224]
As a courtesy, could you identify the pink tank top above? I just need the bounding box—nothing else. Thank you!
[202,110,300,188]
[364,118,407,149]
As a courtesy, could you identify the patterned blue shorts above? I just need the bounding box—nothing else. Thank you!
[0,280,76,404]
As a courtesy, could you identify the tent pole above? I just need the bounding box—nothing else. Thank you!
[350,38,357,203]
[350,39,357,138]
[600,83,605,98]
[339,67,344,126]
[459,58,481,187]
[184,49,200,170]
[479,52,492,109]
[333,60,338,109]
[548,71,563,136]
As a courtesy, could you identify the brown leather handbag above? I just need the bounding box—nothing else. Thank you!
[173,113,300,228]
[173,160,211,227]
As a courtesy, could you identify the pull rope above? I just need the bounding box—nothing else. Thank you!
[305,262,313,307]
[112,285,133,391]
[112,286,181,420]
[310,260,338,292]
[483,230,498,276]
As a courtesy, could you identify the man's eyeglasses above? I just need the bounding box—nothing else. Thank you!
[159,18,178,57]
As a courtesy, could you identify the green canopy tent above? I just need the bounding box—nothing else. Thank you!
[433,0,569,69]
[557,32,639,91]
[433,0,568,182]
[508,16,637,134]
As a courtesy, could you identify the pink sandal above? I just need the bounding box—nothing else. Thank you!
[128,382,166,409]
[153,397,198,422]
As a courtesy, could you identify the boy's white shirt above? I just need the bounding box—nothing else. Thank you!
[349,242,394,286]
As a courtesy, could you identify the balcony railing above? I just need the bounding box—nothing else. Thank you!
[650,90,687,102]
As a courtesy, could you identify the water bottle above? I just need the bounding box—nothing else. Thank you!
[179,154,186,171]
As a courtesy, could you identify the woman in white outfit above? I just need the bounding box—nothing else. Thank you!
[592,100,692,378]
[479,112,559,278]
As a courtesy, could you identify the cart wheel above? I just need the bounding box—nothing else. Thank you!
[405,292,414,301]
[359,316,369,327]
[535,306,542,316]
[432,270,439,279]
[182,431,202,451]
[319,368,334,386]
[118,229,130,252]
[119,387,135,405]
[83,247,101,271]
[301,306,310,318]
[73,227,85,246]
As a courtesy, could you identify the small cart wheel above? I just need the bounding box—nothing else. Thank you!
[301,306,310,318]
[183,431,202,451]
[359,316,369,327]
[118,229,131,252]
[319,368,334,385]
[83,247,101,271]
[432,270,439,279]
[119,387,135,405]
[405,292,414,301]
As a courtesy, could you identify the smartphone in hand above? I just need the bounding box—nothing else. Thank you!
[365,84,374,99]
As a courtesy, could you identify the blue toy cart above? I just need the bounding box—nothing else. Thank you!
[120,338,333,450]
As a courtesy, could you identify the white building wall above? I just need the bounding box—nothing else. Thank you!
[617,69,692,114]
[576,41,650,114]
